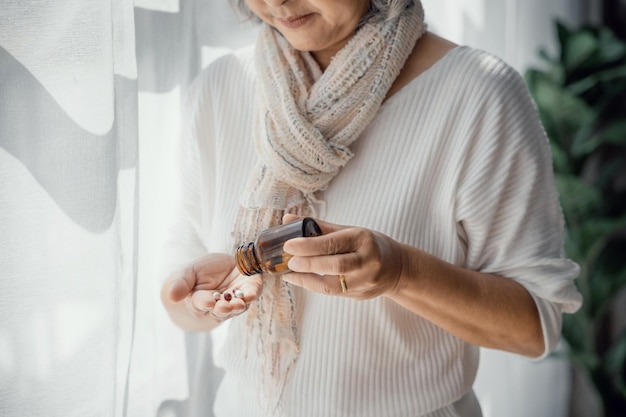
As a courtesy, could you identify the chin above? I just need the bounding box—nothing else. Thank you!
[286,40,322,54]
[275,31,317,51]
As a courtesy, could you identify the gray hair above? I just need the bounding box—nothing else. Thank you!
[229,0,416,24]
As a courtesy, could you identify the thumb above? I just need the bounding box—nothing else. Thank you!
[167,269,196,303]
[282,213,304,224]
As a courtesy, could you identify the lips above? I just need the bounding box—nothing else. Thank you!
[276,13,314,29]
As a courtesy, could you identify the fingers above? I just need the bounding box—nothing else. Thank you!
[189,254,237,291]
[287,251,362,276]
[187,289,215,314]
[281,223,404,300]
[167,253,237,302]
[212,293,248,316]
[284,226,376,277]
[283,273,349,297]
[165,254,264,324]
[284,226,361,257]
[184,267,263,321]
[187,288,250,319]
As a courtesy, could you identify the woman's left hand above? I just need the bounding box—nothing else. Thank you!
[281,215,546,357]
[281,214,407,299]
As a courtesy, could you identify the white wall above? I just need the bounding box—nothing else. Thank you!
[422,0,586,72]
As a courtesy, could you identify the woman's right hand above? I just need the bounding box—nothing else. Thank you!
[163,253,263,327]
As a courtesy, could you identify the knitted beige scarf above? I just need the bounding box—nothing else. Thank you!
[232,3,425,411]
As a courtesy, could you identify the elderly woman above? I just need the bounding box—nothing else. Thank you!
[161,1,582,416]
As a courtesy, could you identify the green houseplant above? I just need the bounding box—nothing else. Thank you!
[524,21,626,416]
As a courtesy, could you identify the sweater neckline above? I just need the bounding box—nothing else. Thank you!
[381,45,467,109]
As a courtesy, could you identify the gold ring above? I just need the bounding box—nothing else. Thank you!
[338,274,348,294]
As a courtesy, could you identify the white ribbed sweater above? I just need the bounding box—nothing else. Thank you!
[164,45,582,417]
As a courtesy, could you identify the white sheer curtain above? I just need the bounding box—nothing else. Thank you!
[1,1,586,416]
[128,2,258,416]
[0,1,138,416]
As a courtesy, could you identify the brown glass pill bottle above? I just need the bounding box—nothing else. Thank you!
[235,217,322,276]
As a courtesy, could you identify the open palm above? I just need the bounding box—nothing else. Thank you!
[167,253,263,320]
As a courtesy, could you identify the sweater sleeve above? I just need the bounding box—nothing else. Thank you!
[454,56,582,359]
[157,72,216,279]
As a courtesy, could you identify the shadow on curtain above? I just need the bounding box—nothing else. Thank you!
[129,2,256,417]
[0,1,138,416]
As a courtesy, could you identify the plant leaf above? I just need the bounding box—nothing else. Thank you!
[572,120,626,156]
[562,310,594,357]
[588,263,626,316]
[603,329,626,401]
[586,229,626,315]
[550,140,571,174]
[526,70,561,145]
[580,215,626,256]
[594,27,626,65]
[564,226,583,262]
[555,174,602,222]
[539,47,554,63]
[556,20,572,63]
[564,30,598,71]
[604,331,626,374]
[568,65,626,96]
[598,120,626,145]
